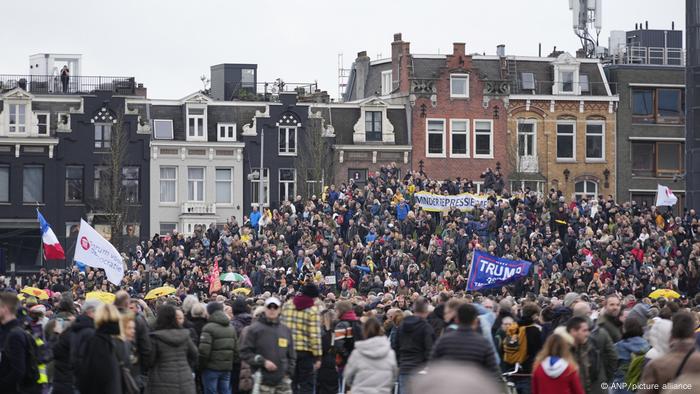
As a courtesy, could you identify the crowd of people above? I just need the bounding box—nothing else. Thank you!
[1,166,700,394]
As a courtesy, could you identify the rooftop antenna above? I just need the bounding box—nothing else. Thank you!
[569,0,602,58]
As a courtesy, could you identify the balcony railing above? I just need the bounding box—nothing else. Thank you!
[609,46,685,66]
[510,81,614,96]
[180,202,216,215]
[224,80,319,102]
[0,74,137,95]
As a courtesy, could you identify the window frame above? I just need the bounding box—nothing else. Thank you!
[381,70,392,96]
[278,126,298,156]
[574,180,598,200]
[585,120,605,162]
[579,74,590,93]
[560,70,575,93]
[450,74,470,98]
[631,88,685,125]
[449,118,470,158]
[555,120,577,162]
[159,222,177,236]
[93,165,110,200]
[656,141,685,177]
[8,103,28,134]
[217,123,237,142]
[521,73,535,90]
[65,165,84,203]
[36,112,50,135]
[186,105,207,141]
[656,88,684,123]
[152,119,174,140]
[517,119,537,158]
[473,119,494,159]
[121,166,140,204]
[94,123,112,149]
[159,166,177,204]
[278,168,297,203]
[22,165,43,203]
[187,167,205,202]
[250,167,270,207]
[215,167,233,205]
[425,118,446,158]
[0,165,9,203]
[365,111,383,142]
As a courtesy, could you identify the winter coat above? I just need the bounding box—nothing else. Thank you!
[598,314,623,343]
[232,313,253,337]
[239,316,296,386]
[343,336,397,394]
[392,315,435,374]
[51,315,95,394]
[612,336,649,394]
[317,327,339,394]
[76,326,122,394]
[639,339,700,394]
[531,356,585,394]
[199,310,238,371]
[572,327,617,394]
[145,328,198,394]
[0,319,41,394]
[430,325,500,379]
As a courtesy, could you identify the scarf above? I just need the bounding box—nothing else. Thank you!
[293,294,315,310]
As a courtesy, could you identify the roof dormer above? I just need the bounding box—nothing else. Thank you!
[551,53,581,96]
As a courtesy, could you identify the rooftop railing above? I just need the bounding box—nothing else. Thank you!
[510,81,614,96]
[0,74,137,95]
[224,80,320,101]
[608,46,685,66]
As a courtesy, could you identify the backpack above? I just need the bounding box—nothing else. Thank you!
[3,327,41,388]
[503,323,530,365]
[624,351,648,388]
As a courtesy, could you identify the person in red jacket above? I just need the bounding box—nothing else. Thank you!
[531,328,585,394]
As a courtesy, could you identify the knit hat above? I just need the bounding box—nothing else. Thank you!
[301,283,320,298]
[627,303,652,326]
[563,292,580,308]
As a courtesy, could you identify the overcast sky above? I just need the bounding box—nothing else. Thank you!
[2,0,684,100]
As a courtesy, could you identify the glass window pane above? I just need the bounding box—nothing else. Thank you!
[188,107,205,115]
[562,71,574,91]
[23,166,43,203]
[0,166,9,202]
[66,166,83,202]
[557,136,573,158]
[658,143,681,170]
[153,120,173,139]
[632,143,654,171]
[216,169,231,204]
[580,74,589,92]
[475,134,490,155]
[575,182,584,193]
[632,90,653,115]
[657,89,681,117]
[216,168,231,181]
[451,76,467,95]
[428,134,443,154]
[452,134,467,154]
[428,120,444,132]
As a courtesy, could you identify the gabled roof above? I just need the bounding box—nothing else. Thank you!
[1,87,34,100]
[180,91,214,104]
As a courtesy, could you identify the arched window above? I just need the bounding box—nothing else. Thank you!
[574,180,597,200]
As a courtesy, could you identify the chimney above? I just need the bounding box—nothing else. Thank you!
[635,23,638,30]
[538,43,542,57]
[497,44,506,57]
[135,83,147,98]
[391,33,410,94]
[645,21,649,29]
[672,21,675,30]
[354,51,370,99]
[453,42,466,55]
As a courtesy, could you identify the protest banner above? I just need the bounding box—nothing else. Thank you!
[466,250,531,291]
[73,219,124,285]
[413,191,490,212]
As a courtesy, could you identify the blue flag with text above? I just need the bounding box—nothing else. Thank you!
[466,250,532,291]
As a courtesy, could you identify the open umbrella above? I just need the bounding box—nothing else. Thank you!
[231,287,251,296]
[649,289,680,299]
[144,286,176,300]
[220,272,246,282]
[86,291,116,303]
[21,287,49,300]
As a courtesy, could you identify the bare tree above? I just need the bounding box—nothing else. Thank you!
[296,115,333,200]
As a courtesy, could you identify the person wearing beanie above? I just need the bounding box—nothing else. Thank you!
[199,301,238,394]
[626,303,652,328]
[280,283,322,394]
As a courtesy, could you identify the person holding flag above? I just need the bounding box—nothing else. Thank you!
[37,209,65,261]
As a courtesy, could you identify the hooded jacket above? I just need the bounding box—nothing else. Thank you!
[639,339,700,394]
[531,356,585,394]
[52,314,94,394]
[239,316,296,386]
[392,315,435,374]
[343,336,397,394]
[145,328,198,394]
[198,310,238,371]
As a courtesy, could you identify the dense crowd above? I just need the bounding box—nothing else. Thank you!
[2,166,700,394]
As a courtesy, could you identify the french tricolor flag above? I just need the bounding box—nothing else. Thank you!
[37,209,66,260]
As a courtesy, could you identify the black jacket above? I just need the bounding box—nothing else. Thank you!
[0,319,40,394]
[52,314,95,394]
[392,316,435,374]
[77,326,122,394]
[239,316,296,386]
[430,325,500,378]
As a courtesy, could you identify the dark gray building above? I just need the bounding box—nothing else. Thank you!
[210,63,257,101]
[687,0,700,210]
[606,61,686,212]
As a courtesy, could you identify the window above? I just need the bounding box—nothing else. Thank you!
[521,73,535,90]
[159,166,177,203]
[556,121,576,160]
[216,168,233,204]
[473,120,493,158]
[278,127,297,155]
[365,111,382,142]
[159,222,177,235]
[187,167,205,202]
[574,181,597,200]
[306,169,324,197]
[450,119,469,157]
[0,165,8,202]
[657,89,683,120]
[632,88,685,124]
[36,113,49,135]
[632,89,653,120]
[94,166,110,200]
[122,167,140,204]
[631,141,684,177]
[517,121,536,157]
[580,74,589,93]
[187,106,206,140]
[381,70,392,95]
[217,123,236,141]
[279,168,296,203]
[348,169,368,185]
[585,121,604,160]
[8,104,27,133]
[94,123,112,149]
[561,71,574,92]
[65,166,83,202]
[23,165,43,203]
[450,74,469,98]
[153,119,173,140]
[250,168,269,206]
[426,119,445,157]
[241,69,255,88]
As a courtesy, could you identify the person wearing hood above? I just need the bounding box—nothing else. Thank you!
[76,304,125,394]
[531,327,584,394]
[239,297,296,393]
[280,283,322,394]
[343,317,398,394]
[145,304,198,394]
[612,318,649,394]
[392,297,435,394]
[644,317,672,361]
[199,301,238,394]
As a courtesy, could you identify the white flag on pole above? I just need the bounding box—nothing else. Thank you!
[655,184,678,207]
[73,219,125,285]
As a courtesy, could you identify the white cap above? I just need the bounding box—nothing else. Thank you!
[264,297,281,307]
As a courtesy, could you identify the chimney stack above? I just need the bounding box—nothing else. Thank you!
[497,44,505,57]
[391,33,410,94]
[393,33,402,42]
[635,23,638,30]
[453,42,466,55]
[672,21,675,30]
[354,51,371,99]
[645,21,649,29]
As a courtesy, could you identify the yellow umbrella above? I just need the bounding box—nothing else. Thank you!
[144,286,176,300]
[649,289,680,299]
[86,291,116,303]
[231,287,251,296]
[21,287,49,300]
[17,294,26,301]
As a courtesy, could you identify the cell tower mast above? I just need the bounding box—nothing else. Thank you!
[569,0,603,58]
[337,53,350,102]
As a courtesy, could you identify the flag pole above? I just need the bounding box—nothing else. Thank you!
[36,206,44,268]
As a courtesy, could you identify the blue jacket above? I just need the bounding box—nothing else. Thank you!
[250,211,262,229]
[396,202,409,221]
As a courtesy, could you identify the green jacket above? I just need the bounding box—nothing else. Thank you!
[198,310,239,371]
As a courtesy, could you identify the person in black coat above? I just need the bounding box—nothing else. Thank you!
[393,298,435,394]
[0,292,41,394]
[77,303,125,394]
[316,309,339,394]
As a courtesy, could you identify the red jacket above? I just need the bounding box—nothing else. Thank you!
[531,359,584,394]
